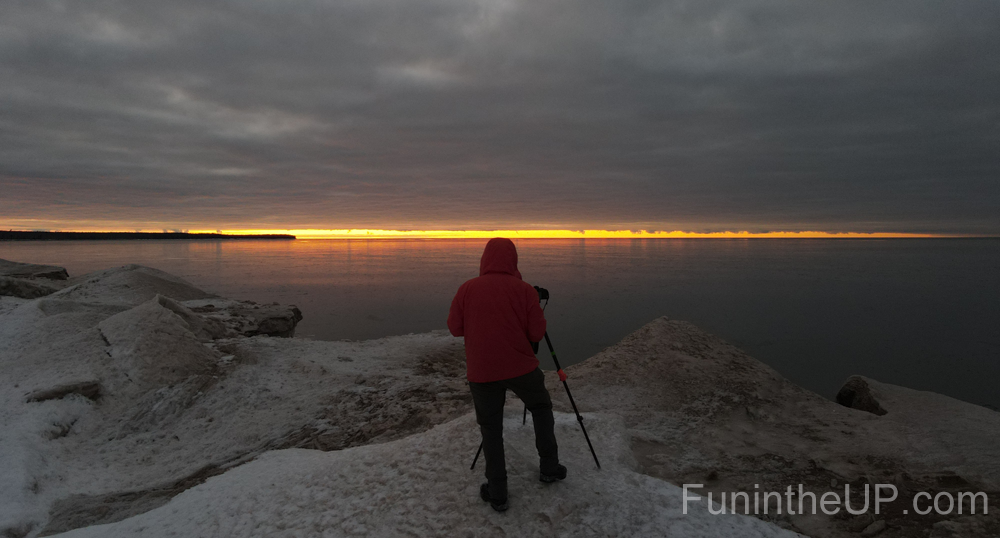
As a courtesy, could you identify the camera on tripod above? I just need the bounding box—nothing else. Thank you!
[534,285,549,302]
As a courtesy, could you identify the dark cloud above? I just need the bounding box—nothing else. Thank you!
[1,0,998,233]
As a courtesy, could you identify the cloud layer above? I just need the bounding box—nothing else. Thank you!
[2,0,998,233]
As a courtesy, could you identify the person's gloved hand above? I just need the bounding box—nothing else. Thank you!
[531,341,540,354]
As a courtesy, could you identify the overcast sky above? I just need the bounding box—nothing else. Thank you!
[2,0,998,233]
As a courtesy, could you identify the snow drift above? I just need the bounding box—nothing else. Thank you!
[559,318,1000,537]
[54,412,800,538]
[49,265,213,306]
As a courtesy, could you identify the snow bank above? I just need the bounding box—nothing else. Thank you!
[0,295,30,316]
[97,295,218,395]
[1,279,472,537]
[0,276,60,299]
[50,265,214,305]
[54,411,800,538]
[0,395,95,537]
[561,317,1000,537]
[0,298,121,405]
[181,298,303,338]
[841,376,1000,489]
[0,258,68,280]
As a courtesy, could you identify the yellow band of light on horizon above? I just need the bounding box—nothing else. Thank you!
[187,229,945,239]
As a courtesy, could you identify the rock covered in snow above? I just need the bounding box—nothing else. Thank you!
[0,293,469,537]
[0,258,69,280]
[560,317,1000,538]
[0,264,308,537]
[50,265,214,305]
[147,295,229,341]
[0,276,61,299]
[182,299,303,338]
[2,261,302,338]
[97,295,218,394]
[0,298,124,407]
[0,295,30,316]
[24,381,101,403]
[860,519,887,536]
[847,375,1000,487]
[836,375,888,415]
[0,259,70,299]
[22,332,477,536]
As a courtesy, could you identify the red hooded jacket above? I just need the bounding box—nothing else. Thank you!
[447,238,547,382]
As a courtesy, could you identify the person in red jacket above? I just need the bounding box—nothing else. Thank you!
[448,237,566,512]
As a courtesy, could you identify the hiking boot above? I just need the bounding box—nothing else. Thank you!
[480,483,508,512]
[539,464,567,483]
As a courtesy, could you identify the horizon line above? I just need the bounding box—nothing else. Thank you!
[189,229,965,239]
[5,228,988,239]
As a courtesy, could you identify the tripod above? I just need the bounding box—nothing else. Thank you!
[470,290,601,471]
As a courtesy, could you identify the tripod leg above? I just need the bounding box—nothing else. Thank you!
[543,331,601,470]
[470,441,483,470]
[523,405,527,425]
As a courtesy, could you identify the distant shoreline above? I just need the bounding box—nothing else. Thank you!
[2,231,995,242]
[0,231,296,241]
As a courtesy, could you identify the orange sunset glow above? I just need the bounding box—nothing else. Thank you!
[187,229,947,239]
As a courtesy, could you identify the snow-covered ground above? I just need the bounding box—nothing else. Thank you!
[0,263,472,537]
[1,258,996,538]
[560,318,1000,537]
[54,411,799,538]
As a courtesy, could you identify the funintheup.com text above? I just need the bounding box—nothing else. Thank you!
[683,484,989,516]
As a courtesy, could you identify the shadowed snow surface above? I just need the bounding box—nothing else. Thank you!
[54,412,801,538]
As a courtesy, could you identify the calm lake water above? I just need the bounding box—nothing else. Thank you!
[2,238,998,407]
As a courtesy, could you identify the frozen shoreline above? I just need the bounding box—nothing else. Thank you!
[1,258,996,538]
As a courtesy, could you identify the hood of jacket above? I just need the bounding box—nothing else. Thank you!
[479,237,521,279]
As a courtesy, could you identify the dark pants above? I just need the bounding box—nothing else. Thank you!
[469,367,559,500]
